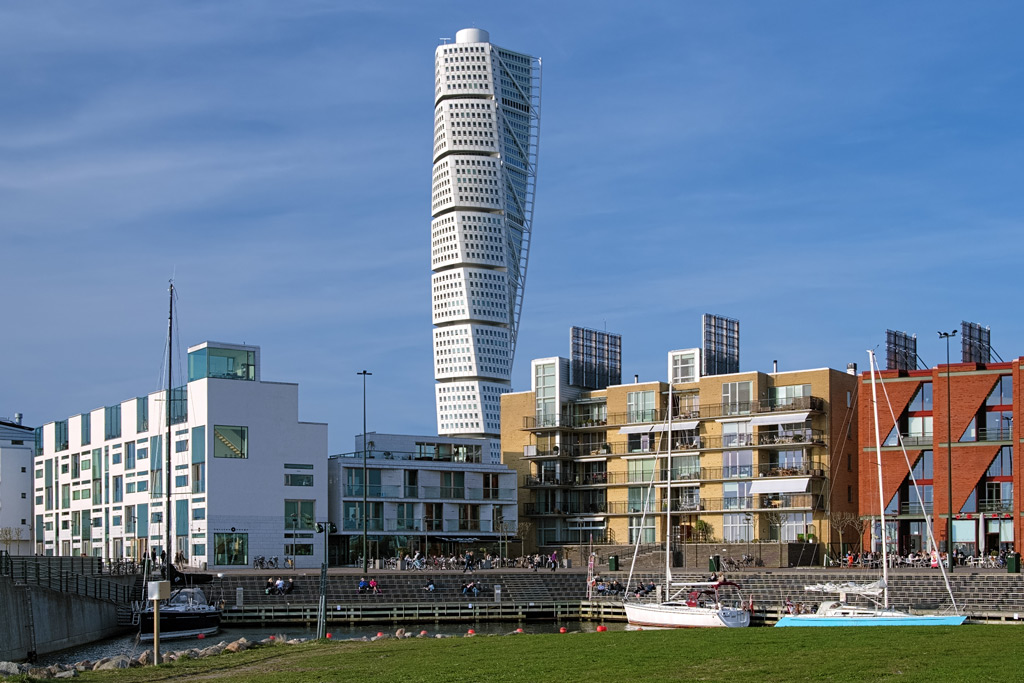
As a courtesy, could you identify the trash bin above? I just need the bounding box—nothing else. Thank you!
[709,555,721,573]
[608,555,619,571]
[494,585,502,603]
[235,586,244,608]
[1008,553,1021,574]
[563,558,572,569]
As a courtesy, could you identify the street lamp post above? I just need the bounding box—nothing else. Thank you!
[357,370,372,573]
[938,330,957,572]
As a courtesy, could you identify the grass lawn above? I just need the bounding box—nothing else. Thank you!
[61,625,1023,683]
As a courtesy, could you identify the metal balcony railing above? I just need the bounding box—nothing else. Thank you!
[342,519,385,531]
[977,428,1013,442]
[978,499,1013,513]
[523,502,609,515]
[899,501,934,515]
[521,396,825,430]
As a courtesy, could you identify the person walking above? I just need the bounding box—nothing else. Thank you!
[550,550,558,571]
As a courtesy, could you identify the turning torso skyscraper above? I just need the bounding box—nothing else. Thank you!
[430,28,542,462]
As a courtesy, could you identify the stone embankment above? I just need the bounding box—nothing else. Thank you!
[0,628,528,679]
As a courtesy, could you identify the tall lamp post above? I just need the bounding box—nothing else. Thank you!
[938,330,957,572]
[357,370,372,573]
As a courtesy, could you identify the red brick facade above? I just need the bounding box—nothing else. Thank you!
[858,359,1020,554]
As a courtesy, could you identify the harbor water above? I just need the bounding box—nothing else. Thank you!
[36,620,627,667]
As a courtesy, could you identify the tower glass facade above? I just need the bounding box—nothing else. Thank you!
[431,28,541,454]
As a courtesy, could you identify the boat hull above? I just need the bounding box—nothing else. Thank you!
[624,602,750,628]
[775,614,966,627]
[137,609,221,641]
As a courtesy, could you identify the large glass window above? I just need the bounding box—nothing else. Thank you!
[214,532,248,565]
[534,362,557,425]
[722,382,752,415]
[908,384,933,411]
[80,414,91,446]
[770,384,811,409]
[627,390,656,423]
[136,397,149,432]
[285,473,314,486]
[671,351,698,384]
[55,420,69,451]
[104,405,121,440]
[627,458,656,483]
[189,346,256,381]
[987,376,1013,407]
[628,515,655,543]
[723,513,752,542]
[213,426,247,458]
[285,500,315,531]
[722,422,751,448]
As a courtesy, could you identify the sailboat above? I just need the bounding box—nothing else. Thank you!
[622,382,751,628]
[136,282,221,640]
[775,350,965,627]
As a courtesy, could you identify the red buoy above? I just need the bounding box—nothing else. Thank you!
[326,633,332,639]
[420,630,428,636]
[268,635,275,641]
[559,627,567,633]
[377,631,384,637]
[516,628,524,633]
[596,625,607,632]
[197,633,205,640]
[467,629,475,635]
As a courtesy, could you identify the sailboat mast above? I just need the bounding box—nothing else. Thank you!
[868,350,889,607]
[665,381,673,588]
[166,282,174,563]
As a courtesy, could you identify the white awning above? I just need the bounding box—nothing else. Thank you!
[748,477,811,494]
[650,420,699,432]
[619,425,654,435]
[749,411,811,426]
[716,416,752,424]
[575,456,607,462]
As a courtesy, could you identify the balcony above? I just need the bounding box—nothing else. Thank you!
[330,448,483,464]
[385,520,422,532]
[977,428,1013,442]
[343,484,402,498]
[419,486,465,500]
[899,501,934,515]
[758,493,823,511]
[342,518,384,531]
[524,502,610,516]
[883,433,932,447]
[978,499,1013,513]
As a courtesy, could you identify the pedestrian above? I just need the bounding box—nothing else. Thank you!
[550,550,558,572]
[463,550,474,573]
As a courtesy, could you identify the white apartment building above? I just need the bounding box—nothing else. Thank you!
[430,27,542,463]
[328,432,518,563]
[0,415,34,555]
[33,342,328,569]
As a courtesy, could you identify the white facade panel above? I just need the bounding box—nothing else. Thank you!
[432,29,541,443]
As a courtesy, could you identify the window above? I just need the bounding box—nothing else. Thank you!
[722,381,752,415]
[113,475,123,503]
[670,350,699,384]
[987,376,1013,407]
[627,390,656,423]
[192,544,206,557]
[192,507,206,520]
[722,422,751,448]
[723,513,752,542]
[55,420,69,451]
[175,475,188,488]
[770,384,811,409]
[627,458,655,483]
[482,473,499,499]
[214,532,248,565]
[628,515,655,543]
[534,362,557,425]
[285,500,315,531]
[80,413,91,446]
[175,440,189,453]
[908,384,933,412]
[126,443,136,470]
[137,397,149,432]
[104,405,121,440]
[285,474,314,487]
[213,426,247,458]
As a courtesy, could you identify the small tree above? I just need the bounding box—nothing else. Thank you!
[694,519,714,543]
[12,527,25,555]
[0,527,12,554]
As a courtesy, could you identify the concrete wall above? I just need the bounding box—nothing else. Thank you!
[0,576,125,662]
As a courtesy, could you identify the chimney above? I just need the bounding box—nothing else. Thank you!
[634,374,639,384]
[847,363,858,375]
[14,413,23,425]
[772,360,778,373]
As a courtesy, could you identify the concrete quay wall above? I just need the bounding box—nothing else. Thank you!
[0,576,127,662]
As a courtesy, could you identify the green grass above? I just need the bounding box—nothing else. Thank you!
[65,626,1024,683]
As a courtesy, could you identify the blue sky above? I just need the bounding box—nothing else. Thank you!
[3,2,1022,453]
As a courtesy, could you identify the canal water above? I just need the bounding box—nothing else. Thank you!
[37,620,627,667]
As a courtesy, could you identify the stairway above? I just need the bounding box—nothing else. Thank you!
[501,574,554,602]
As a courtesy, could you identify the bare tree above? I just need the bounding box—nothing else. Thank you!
[12,527,25,555]
[0,527,12,554]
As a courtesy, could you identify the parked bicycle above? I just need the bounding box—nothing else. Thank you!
[253,555,277,570]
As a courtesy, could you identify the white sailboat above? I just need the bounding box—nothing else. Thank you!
[623,382,751,628]
[776,350,965,627]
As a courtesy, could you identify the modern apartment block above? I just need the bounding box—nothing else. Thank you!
[32,342,328,569]
[858,357,1019,555]
[0,415,34,555]
[501,352,859,554]
[327,432,518,563]
[430,27,542,463]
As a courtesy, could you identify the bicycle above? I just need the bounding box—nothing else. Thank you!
[253,555,268,570]
[267,556,279,569]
